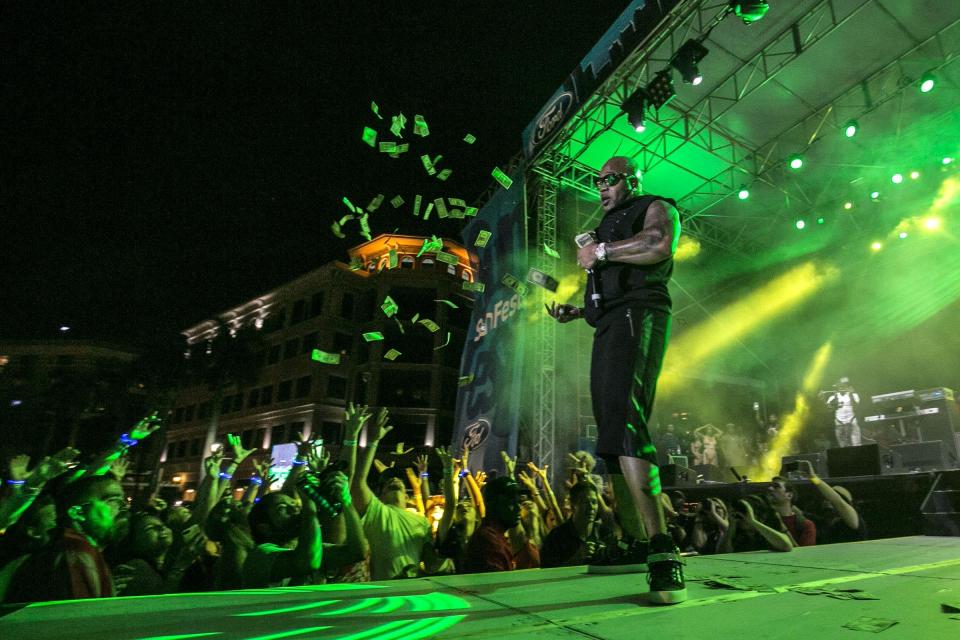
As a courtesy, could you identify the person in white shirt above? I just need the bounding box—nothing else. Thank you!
[826,377,861,447]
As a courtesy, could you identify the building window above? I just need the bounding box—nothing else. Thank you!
[278,380,293,402]
[248,388,260,409]
[401,256,415,269]
[198,401,210,419]
[267,344,281,364]
[320,421,341,444]
[301,332,319,355]
[367,261,377,272]
[340,292,354,320]
[461,268,472,281]
[260,385,273,405]
[378,371,432,407]
[174,407,185,424]
[310,292,324,317]
[264,308,285,333]
[271,424,287,445]
[190,438,201,457]
[333,331,352,356]
[241,429,254,449]
[185,405,196,422]
[284,339,299,360]
[232,394,243,412]
[167,442,177,460]
[295,375,312,398]
[221,395,232,414]
[447,263,457,275]
[177,441,187,458]
[291,299,306,325]
[289,421,306,439]
[327,375,347,400]
[420,257,434,269]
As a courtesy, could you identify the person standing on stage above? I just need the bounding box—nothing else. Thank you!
[545,155,685,604]
[825,377,861,447]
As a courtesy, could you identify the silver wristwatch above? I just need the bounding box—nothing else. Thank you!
[594,242,608,264]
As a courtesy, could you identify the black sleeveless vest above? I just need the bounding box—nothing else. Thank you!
[583,194,676,327]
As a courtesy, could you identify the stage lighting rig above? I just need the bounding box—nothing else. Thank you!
[621,90,648,133]
[919,71,936,93]
[729,1,770,24]
[843,120,858,138]
[671,39,709,86]
[645,70,676,111]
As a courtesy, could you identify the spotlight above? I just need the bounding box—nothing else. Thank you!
[817,217,825,225]
[622,91,648,133]
[870,191,880,201]
[671,39,709,86]
[924,217,942,230]
[645,70,676,110]
[944,157,954,165]
[788,154,804,170]
[729,1,770,24]
[843,120,858,138]
[891,173,903,184]
[910,171,920,180]
[919,72,936,93]
[738,186,749,200]
[59,325,70,332]
[843,202,853,210]
[871,241,882,251]
[899,232,908,239]
[795,220,806,230]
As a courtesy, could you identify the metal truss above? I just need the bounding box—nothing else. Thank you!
[686,16,960,223]
[533,178,559,486]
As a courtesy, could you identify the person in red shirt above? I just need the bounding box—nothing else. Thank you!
[768,476,816,546]
[463,477,539,573]
[5,475,130,603]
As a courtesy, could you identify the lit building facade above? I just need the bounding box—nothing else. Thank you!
[161,235,476,494]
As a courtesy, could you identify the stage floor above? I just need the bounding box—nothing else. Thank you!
[3,536,960,639]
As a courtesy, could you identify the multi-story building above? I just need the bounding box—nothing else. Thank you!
[161,234,476,495]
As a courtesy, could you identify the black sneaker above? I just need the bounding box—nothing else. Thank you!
[646,533,687,605]
[587,537,648,574]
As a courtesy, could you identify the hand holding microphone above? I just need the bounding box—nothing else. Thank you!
[575,231,602,308]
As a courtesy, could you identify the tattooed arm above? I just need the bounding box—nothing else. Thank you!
[604,200,680,265]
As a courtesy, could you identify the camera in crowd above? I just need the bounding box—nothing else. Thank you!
[296,460,348,518]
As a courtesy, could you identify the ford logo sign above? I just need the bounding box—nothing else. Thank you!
[461,418,491,451]
[531,91,574,149]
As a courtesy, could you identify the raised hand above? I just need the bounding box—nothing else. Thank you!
[415,453,429,476]
[171,524,206,571]
[371,407,393,443]
[527,461,549,481]
[345,402,372,439]
[226,433,256,464]
[500,451,517,478]
[517,469,538,492]
[566,453,589,478]
[474,470,487,488]
[129,412,163,441]
[545,301,580,323]
[8,454,31,481]
[110,455,131,481]
[203,449,224,477]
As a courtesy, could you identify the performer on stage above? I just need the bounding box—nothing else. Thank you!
[825,377,861,447]
[545,155,685,604]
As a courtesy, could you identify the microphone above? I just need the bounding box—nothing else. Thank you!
[575,232,602,308]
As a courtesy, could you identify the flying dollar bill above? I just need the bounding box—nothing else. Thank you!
[390,113,406,137]
[437,168,452,181]
[458,374,475,386]
[543,243,560,258]
[311,349,341,365]
[383,348,401,361]
[422,202,434,221]
[381,295,398,317]
[462,281,485,293]
[348,256,363,271]
[464,206,478,217]
[367,194,384,212]
[491,167,513,190]
[433,331,452,350]
[362,127,377,147]
[413,114,430,137]
[434,198,448,218]
[526,267,559,292]
[379,141,397,153]
[418,318,440,333]
[359,214,372,241]
[390,195,404,208]
[463,133,476,144]
[388,248,398,269]
[474,230,491,247]
[436,251,458,265]
[420,154,436,175]
[413,194,422,218]
[435,299,459,308]
[371,101,382,119]
[501,273,529,296]
[331,221,345,239]
[362,332,385,342]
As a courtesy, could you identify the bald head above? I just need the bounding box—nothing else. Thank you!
[597,156,641,213]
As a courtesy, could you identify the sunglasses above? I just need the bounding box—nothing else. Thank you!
[594,172,630,189]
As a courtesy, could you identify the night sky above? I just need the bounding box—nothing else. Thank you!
[1,2,629,346]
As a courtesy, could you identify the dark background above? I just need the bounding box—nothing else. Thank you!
[0,2,631,346]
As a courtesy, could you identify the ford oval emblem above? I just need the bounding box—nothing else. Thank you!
[462,418,491,451]
[532,91,574,148]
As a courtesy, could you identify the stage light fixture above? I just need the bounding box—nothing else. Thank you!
[738,186,749,200]
[870,191,880,201]
[843,202,853,210]
[924,217,942,230]
[671,39,709,86]
[943,157,954,165]
[919,72,936,93]
[795,219,806,230]
[817,217,825,225]
[621,91,648,133]
[645,70,676,110]
[843,120,858,138]
[910,171,920,180]
[871,241,882,251]
[729,1,770,24]
[891,173,903,184]
[899,231,908,239]
[788,154,803,170]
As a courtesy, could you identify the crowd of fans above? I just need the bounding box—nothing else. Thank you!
[0,406,870,605]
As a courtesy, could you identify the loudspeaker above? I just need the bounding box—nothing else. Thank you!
[892,441,949,471]
[780,452,827,478]
[660,464,697,487]
[691,464,724,482]
[827,444,882,477]
[917,398,960,464]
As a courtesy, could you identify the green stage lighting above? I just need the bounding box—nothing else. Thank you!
[924,217,942,230]
[870,191,880,201]
[871,241,882,251]
[920,72,936,93]
[899,232,908,239]
[622,91,647,133]
[730,1,770,24]
[910,171,920,180]
[843,202,853,210]
[817,217,825,225]
[891,173,903,184]
[795,220,806,230]
[843,120,858,138]
[738,186,749,200]
[671,39,709,86]
[944,157,954,165]
[789,154,804,170]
